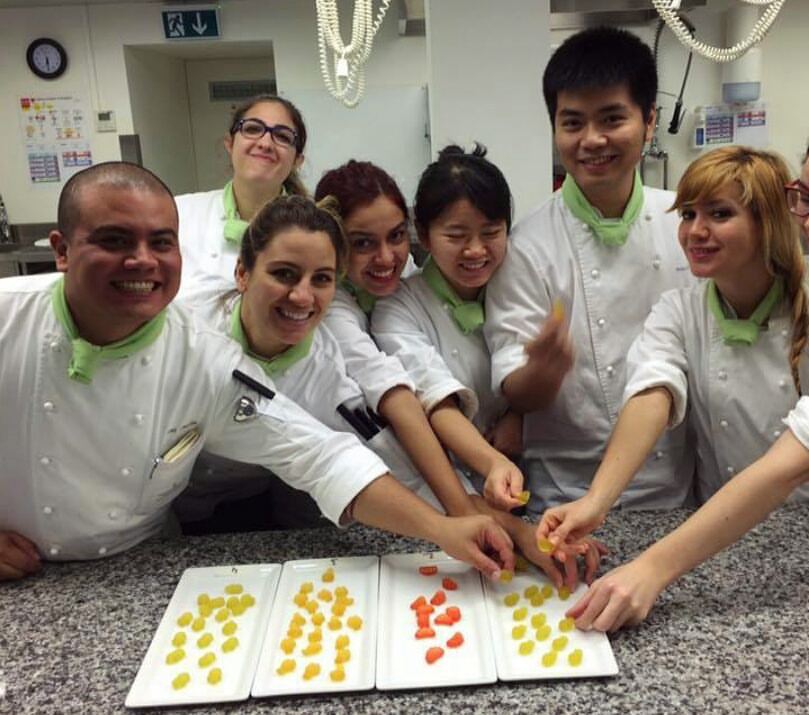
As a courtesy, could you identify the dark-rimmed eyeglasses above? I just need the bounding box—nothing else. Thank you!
[231,118,298,150]
[785,179,809,218]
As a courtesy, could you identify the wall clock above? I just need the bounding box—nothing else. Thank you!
[27,38,68,80]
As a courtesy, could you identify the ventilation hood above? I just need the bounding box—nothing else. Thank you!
[551,0,707,29]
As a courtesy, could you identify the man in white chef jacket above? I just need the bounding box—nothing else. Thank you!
[485,27,696,515]
[0,162,515,581]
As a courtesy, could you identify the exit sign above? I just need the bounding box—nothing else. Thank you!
[162,7,220,40]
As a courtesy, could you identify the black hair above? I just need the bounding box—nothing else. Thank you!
[414,143,513,235]
[57,161,175,238]
[542,26,657,124]
[240,194,347,273]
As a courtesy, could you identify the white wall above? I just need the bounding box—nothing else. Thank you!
[425,0,552,221]
[124,47,197,195]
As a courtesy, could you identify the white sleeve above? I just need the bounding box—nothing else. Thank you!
[484,233,551,395]
[204,356,388,526]
[323,293,414,411]
[622,290,689,428]
[785,396,809,451]
[372,291,478,418]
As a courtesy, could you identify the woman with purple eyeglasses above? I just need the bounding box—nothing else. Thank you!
[175,94,308,297]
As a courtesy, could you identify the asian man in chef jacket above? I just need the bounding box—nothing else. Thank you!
[0,161,515,581]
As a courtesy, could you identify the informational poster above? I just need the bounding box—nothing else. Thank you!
[693,102,768,149]
[19,95,93,184]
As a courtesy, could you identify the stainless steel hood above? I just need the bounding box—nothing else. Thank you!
[551,0,707,29]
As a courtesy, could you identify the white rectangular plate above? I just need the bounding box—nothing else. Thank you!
[483,566,619,681]
[251,555,379,697]
[376,551,497,690]
[125,563,281,708]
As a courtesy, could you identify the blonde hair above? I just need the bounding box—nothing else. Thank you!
[672,146,807,393]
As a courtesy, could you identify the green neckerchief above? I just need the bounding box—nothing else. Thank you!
[341,278,377,315]
[421,256,485,334]
[707,278,784,346]
[50,276,167,384]
[561,171,644,247]
[222,180,249,245]
[229,296,313,376]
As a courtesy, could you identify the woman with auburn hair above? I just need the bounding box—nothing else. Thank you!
[534,146,809,628]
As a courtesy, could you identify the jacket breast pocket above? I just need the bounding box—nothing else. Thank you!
[134,431,205,516]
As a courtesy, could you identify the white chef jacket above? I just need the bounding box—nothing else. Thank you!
[625,282,809,503]
[785,396,809,451]
[0,273,388,561]
[176,283,443,512]
[485,187,696,512]
[372,271,499,431]
[175,189,239,297]
[323,286,415,412]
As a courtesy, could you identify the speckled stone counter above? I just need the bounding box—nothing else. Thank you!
[2,505,808,714]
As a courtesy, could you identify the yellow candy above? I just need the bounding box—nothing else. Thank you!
[191,617,205,632]
[523,585,539,599]
[280,638,295,654]
[215,608,229,623]
[558,586,571,601]
[499,570,514,583]
[291,613,306,627]
[512,625,527,640]
[568,649,583,667]
[226,596,240,610]
[210,596,225,609]
[198,652,216,668]
[335,635,350,649]
[519,640,535,656]
[542,651,557,667]
[305,602,318,615]
[514,555,530,572]
[541,585,554,599]
[338,597,355,607]
[552,636,568,652]
[302,642,322,656]
[225,583,243,595]
[552,298,565,321]
[328,617,342,631]
[538,537,555,554]
[332,602,347,617]
[177,612,193,628]
[308,629,323,643]
[198,603,213,618]
[311,612,325,626]
[322,568,335,583]
[300,581,314,594]
[503,592,519,607]
[530,594,545,607]
[222,637,238,653]
[166,648,185,665]
[330,667,346,682]
[241,594,255,608]
[335,648,351,664]
[513,607,527,622]
[531,613,547,629]
[197,633,213,649]
[276,658,296,675]
[197,593,210,606]
[559,617,575,632]
[207,667,222,685]
[303,663,321,680]
[536,624,551,641]
[222,621,237,637]
[172,632,186,647]
[318,589,333,602]
[347,615,363,631]
[230,603,245,617]
[334,586,348,598]
[172,672,190,690]
[293,593,308,608]
[287,625,303,639]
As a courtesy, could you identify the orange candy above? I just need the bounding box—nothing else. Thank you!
[410,596,427,610]
[434,613,453,626]
[430,590,447,606]
[416,604,435,616]
[425,647,444,664]
[417,612,431,628]
[442,577,458,591]
[446,606,461,623]
[419,565,438,576]
[415,627,436,639]
[446,632,464,648]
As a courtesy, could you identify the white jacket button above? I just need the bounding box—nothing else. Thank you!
[43,401,55,412]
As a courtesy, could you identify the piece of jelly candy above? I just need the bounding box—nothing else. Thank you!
[197,593,210,606]
[172,632,186,647]
[513,607,528,621]
[568,649,583,667]
[302,642,322,656]
[425,647,444,664]
[410,595,427,610]
[280,637,295,654]
[328,617,342,631]
[542,651,557,667]
[442,577,458,591]
[512,625,526,639]
[222,637,238,653]
[198,652,216,668]
[536,624,551,641]
[215,608,229,623]
[166,648,185,665]
[207,667,222,684]
[415,627,435,639]
[530,594,545,607]
[330,667,346,682]
[311,612,325,626]
[308,629,323,643]
[322,568,335,583]
[537,537,555,554]
[276,658,295,675]
[347,615,363,631]
[434,613,453,626]
[172,672,190,690]
[552,636,568,652]
[197,633,213,649]
[222,621,237,637]
[224,584,243,595]
[335,648,351,664]
[318,589,333,602]
[446,606,461,623]
[552,299,565,321]
[523,585,539,599]
[499,570,514,583]
[430,590,447,606]
[177,612,193,628]
[300,581,314,594]
[191,617,205,632]
[541,585,554,599]
[303,663,320,680]
[531,613,547,629]
[446,632,464,648]
[335,635,350,649]
[517,490,531,505]
[559,617,575,632]
[503,593,519,607]
[519,640,535,656]
[558,586,571,601]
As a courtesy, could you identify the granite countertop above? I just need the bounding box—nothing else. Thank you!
[2,506,808,714]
